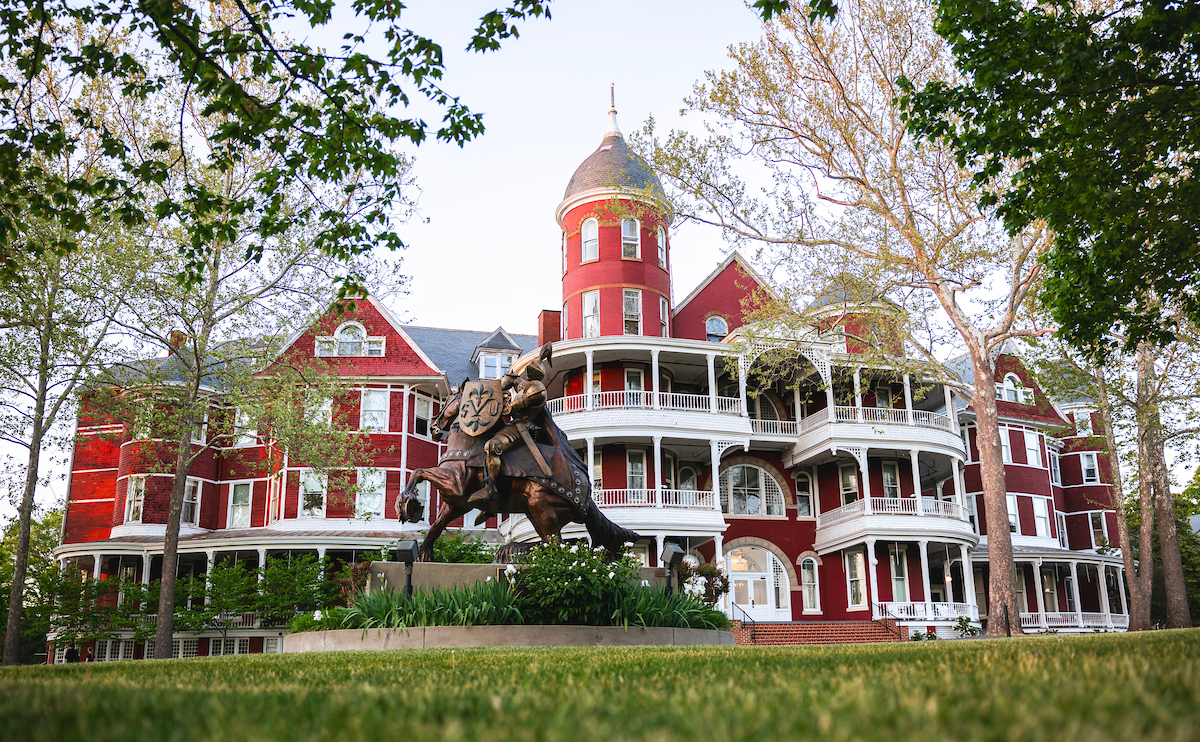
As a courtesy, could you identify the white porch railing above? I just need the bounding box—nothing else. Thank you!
[1019,611,1126,629]
[816,497,968,527]
[873,601,976,621]
[750,419,800,436]
[545,393,743,416]
[593,488,719,510]
[827,405,954,432]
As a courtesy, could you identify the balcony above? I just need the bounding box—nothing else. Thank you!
[801,405,954,433]
[873,601,977,622]
[789,405,964,468]
[1019,611,1129,631]
[546,392,743,416]
[502,486,726,545]
[813,497,977,554]
[593,488,720,510]
[545,392,750,440]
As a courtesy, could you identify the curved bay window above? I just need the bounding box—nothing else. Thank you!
[720,464,784,516]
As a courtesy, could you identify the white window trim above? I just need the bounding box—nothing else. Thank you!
[1033,496,1051,538]
[234,408,257,448]
[800,556,821,613]
[581,218,599,262]
[562,301,569,341]
[626,449,646,493]
[227,481,254,529]
[412,395,434,439]
[1081,452,1100,484]
[889,545,909,603]
[795,472,815,520]
[1050,451,1062,485]
[839,463,859,505]
[359,388,390,432]
[1024,430,1042,468]
[190,410,208,445]
[562,232,568,274]
[845,549,868,611]
[621,217,641,259]
[660,295,669,337]
[1006,493,1019,533]
[881,461,901,499]
[705,315,728,342]
[1001,428,1012,463]
[720,464,786,518]
[1090,511,1109,549]
[623,288,642,335]
[183,477,202,526]
[657,227,667,267]
[125,476,146,524]
[355,468,385,519]
[315,321,386,358]
[299,470,328,519]
[582,290,600,338]
[1056,511,1069,548]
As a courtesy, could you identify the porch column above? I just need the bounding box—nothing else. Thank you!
[317,547,327,581]
[861,452,874,514]
[1097,563,1113,629]
[944,385,959,433]
[961,545,977,620]
[903,373,913,423]
[919,540,932,618]
[706,353,717,413]
[585,350,595,410]
[1117,565,1128,615]
[653,436,663,507]
[952,461,967,512]
[143,552,153,586]
[655,534,666,568]
[651,349,661,409]
[1031,559,1048,629]
[1069,561,1084,628]
[586,437,596,490]
[714,534,725,612]
[257,548,267,585]
[853,367,862,420]
[793,387,802,423]
[866,539,880,612]
[825,364,836,411]
[204,550,215,605]
[909,450,922,507]
[737,355,748,417]
[92,553,103,580]
[710,440,722,508]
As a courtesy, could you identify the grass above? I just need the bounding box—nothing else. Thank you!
[1,630,1198,742]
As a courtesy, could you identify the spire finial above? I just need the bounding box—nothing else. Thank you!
[605,84,622,139]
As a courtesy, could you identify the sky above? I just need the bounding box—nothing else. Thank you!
[362,1,770,334]
[0,1,771,519]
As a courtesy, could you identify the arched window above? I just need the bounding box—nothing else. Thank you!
[562,232,568,274]
[657,227,667,266]
[720,464,784,516]
[800,557,820,612]
[679,466,697,491]
[706,316,728,343]
[750,396,779,421]
[621,218,640,258]
[317,322,384,357]
[727,545,791,618]
[337,323,364,356]
[581,218,599,261]
[1002,373,1020,403]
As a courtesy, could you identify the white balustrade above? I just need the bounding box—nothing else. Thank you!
[750,419,799,436]
[660,489,718,510]
[545,392,744,416]
[1016,611,1125,630]
[799,407,830,432]
[872,601,974,621]
[657,392,712,411]
[715,396,743,414]
[816,498,866,527]
[818,497,967,526]
[594,489,655,507]
[592,488,719,511]
[1110,614,1129,629]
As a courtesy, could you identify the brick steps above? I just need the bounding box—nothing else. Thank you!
[732,619,908,645]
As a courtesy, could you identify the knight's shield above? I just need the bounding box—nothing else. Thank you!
[457,380,505,436]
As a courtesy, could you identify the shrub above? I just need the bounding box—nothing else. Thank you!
[676,562,730,607]
[430,531,498,564]
[338,580,524,629]
[954,615,982,637]
[513,542,642,625]
[287,608,345,634]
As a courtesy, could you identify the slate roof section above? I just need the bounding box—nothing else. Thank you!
[563,133,663,201]
[403,325,538,386]
[475,327,524,353]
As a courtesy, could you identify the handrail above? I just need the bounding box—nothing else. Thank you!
[592,488,719,510]
[545,393,743,416]
[730,602,757,645]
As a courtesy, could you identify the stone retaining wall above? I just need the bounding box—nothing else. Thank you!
[283,625,734,652]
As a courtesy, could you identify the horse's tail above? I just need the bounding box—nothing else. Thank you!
[582,500,641,559]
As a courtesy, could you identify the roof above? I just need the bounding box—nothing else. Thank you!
[474,327,524,354]
[672,251,781,319]
[562,108,663,201]
[403,325,538,386]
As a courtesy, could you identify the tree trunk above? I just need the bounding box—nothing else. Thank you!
[153,426,194,659]
[970,352,1024,637]
[1097,364,1151,630]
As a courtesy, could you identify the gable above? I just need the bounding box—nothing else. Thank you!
[673,256,772,341]
[991,354,1070,426]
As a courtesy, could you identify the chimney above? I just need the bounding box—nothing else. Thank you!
[168,330,187,355]
[537,310,561,348]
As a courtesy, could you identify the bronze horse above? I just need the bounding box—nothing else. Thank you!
[396,383,639,562]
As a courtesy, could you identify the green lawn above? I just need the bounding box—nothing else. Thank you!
[2,630,1199,742]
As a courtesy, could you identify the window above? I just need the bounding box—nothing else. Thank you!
[1050,451,1061,485]
[1001,429,1012,463]
[300,471,326,517]
[1015,569,1028,612]
[657,227,666,266]
[626,450,646,491]
[889,546,908,602]
[480,354,516,380]
[845,550,867,608]
[663,453,676,490]
[229,482,251,528]
[234,408,257,447]
[660,295,668,337]
[360,389,388,431]
[338,323,364,356]
[1082,452,1100,483]
[190,411,207,445]
[183,478,201,525]
[592,448,603,490]
[795,472,813,517]
[966,494,978,533]
[582,291,600,337]
[623,289,641,335]
[307,397,333,426]
[997,373,1034,404]
[1006,493,1019,533]
[1076,412,1093,436]
[561,301,568,340]
[414,396,432,437]
[705,316,728,343]
[679,465,697,491]
[210,638,250,656]
[875,386,892,408]
[801,557,820,612]
[720,464,785,516]
[264,637,282,655]
[412,480,430,523]
[581,218,599,261]
[1024,431,1041,467]
[624,368,644,406]
[621,218,639,258]
[357,468,384,519]
[1057,512,1069,548]
[125,477,146,523]
[839,464,859,504]
[882,462,900,499]
[1041,568,1059,612]
[1090,512,1108,548]
[1033,497,1051,538]
[561,232,568,274]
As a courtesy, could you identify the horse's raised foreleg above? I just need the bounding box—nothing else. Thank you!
[397,465,466,523]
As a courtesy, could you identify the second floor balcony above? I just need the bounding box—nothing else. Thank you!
[814,496,977,553]
[547,391,743,416]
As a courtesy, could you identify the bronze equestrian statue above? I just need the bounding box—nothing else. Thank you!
[396,343,640,562]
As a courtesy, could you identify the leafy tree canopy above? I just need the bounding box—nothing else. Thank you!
[899,0,1200,356]
[0,0,551,290]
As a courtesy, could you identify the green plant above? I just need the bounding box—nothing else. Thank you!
[911,631,925,641]
[954,615,982,637]
[676,562,731,607]
[287,608,346,635]
[338,581,524,630]
[429,531,498,564]
[513,542,642,625]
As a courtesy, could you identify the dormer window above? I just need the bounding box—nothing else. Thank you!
[706,316,728,343]
[996,373,1034,405]
[316,322,384,358]
[582,218,599,261]
[622,218,640,259]
[480,353,516,379]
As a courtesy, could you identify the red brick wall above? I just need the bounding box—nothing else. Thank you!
[673,259,767,341]
[732,619,907,645]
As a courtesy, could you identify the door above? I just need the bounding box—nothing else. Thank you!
[727,546,782,621]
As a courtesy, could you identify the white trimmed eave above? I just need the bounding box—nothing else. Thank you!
[556,189,673,227]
